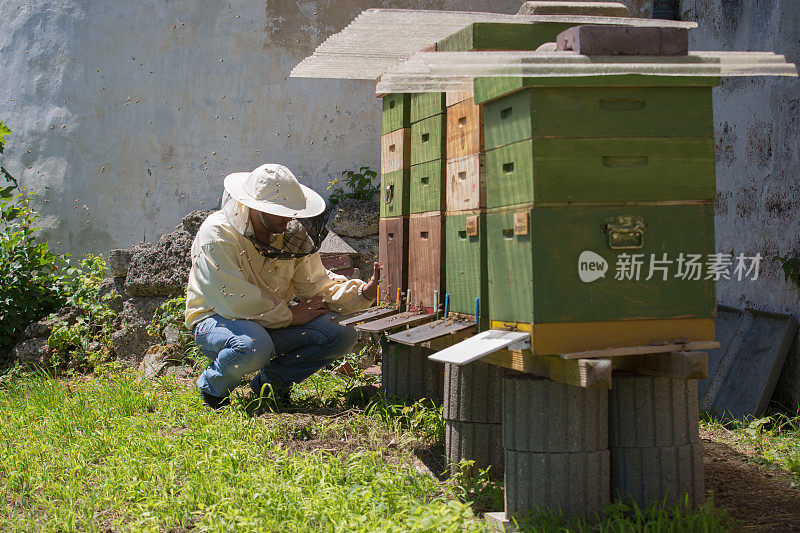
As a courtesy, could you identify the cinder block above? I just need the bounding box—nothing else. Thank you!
[446,419,504,478]
[609,376,700,448]
[556,25,688,56]
[444,361,503,424]
[381,342,444,404]
[610,442,705,509]
[505,449,610,521]
[503,374,608,452]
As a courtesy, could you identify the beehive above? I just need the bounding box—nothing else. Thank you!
[379,93,412,301]
[476,76,718,352]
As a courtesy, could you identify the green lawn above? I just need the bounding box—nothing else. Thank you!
[0,363,745,532]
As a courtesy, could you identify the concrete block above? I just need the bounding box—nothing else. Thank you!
[610,442,705,509]
[381,342,444,404]
[556,26,689,56]
[444,361,504,424]
[609,376,700,448]
[446,419,504,478]
[505,449,610,521]
[503,374,607,452]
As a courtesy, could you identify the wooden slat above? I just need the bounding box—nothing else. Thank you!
[446,153,485,212]
[410,92,445,123]
[408,213,444,310]
[380,128,411,173]
[378,216,409,302]
[354,311,435,333]
[422,325,477,351]
[338,306,398,326]
[446,98,483,159]
[410,114,446,166]
[560,340,720,360]
[382,93,411,135]
[446,89,473,106]
[387,318,476,345]
[409,159,445,214]
[380,169,410,217]
[482,349,612,388]
[444,211,487,315]
[612,350,709,379]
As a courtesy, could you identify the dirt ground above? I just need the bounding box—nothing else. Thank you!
[701,427,800,531]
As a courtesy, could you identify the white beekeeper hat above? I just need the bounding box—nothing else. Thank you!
[223,163,326,218]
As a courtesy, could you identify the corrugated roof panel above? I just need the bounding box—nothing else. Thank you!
[290,8,697,80]
[373,51,798,93]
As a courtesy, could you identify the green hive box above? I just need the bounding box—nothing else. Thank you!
[484,136,716,207]
[445,211,488,316]
[409,159,445,213]
[486,204,716,325]
[436,22,573,52]
[382,93,411,135]
[478,78,718,208]
[410,92,446,123]
[476,76,721,329]
[411,114,446,166]
[380,169,410,217]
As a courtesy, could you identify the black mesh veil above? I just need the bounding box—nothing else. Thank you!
[222,190,329,260]
[244,211,329,259]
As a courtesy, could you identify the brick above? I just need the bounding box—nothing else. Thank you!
[320,253,353,270]
[556,25,689,56]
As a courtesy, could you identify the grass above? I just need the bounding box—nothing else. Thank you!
[700,410,800,484]
[0,360,743,532]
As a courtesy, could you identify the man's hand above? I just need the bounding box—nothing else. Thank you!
[361,262,381,301]
[291,295,328,325]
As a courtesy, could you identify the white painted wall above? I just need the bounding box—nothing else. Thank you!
[0,0,523,254]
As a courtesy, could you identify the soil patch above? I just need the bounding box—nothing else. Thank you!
[702,428,800,530]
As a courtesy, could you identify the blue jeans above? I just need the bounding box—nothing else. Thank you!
[193,312,358,398]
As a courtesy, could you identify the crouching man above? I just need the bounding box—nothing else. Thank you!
[184,164,379,408]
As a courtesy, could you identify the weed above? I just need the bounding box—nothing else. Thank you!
[327,166,379,206]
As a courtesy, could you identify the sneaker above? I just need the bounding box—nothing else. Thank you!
[201,390,231,409]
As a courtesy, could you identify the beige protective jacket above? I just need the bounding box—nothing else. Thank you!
[184,203,372,331]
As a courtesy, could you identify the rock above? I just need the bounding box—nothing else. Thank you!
[97,276,129,314]
[23,306,87,340]
[11,337,51,366]
[164,365,194,381]
[113,324,156,367]
[180,209,215,234]
[164,324,190,345]
[107,249,134,277]
[120,297,169,326]
[24,316,59,340]
[123,210,213,298]
[112,297,167,366]
[138,344,187,379]
[341,235,378,279]
[125,228,193,297]
[328,199,379,238]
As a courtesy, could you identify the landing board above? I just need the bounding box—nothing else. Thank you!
[428,329,531,365]
[387,318,476,345]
